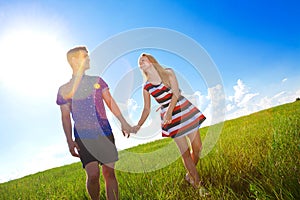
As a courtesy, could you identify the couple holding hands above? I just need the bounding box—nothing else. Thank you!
[57,46,206,200]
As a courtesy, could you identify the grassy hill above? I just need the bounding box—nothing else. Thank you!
[0,101,299,199]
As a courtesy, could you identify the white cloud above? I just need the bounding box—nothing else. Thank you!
[296,89,300,97]
[127,99,139,112]
[226,103,235,112]
[232,79,247,103]
[183,84,226,127]
[226,79,259,119]
[274,91,285,98]
[229,79,259,107]
[183,91,209,111]
[225,79,300,121]
[238,92,259,108]
[127,98,139,120]
[256,91,295,110]
[282,78,288,83]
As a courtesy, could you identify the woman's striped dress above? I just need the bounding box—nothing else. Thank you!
[144,81,206,138]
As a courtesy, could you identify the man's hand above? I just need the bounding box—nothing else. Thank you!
[67,140,80,157]
[121,122,134,138]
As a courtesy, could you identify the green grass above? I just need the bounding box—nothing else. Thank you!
[1,101,299,199]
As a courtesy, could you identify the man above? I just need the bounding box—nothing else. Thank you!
[56,46,131,200]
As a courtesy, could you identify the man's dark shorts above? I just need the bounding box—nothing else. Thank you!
[75,134,118,168]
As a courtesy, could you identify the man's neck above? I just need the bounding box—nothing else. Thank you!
[72,69,86,77]
[72,73,85,77]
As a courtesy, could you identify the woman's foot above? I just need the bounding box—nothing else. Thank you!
[185,173,210,196]
[185,173,194,186]
[199,186,210,197]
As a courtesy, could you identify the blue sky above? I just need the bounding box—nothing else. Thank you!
[0,0,299,183]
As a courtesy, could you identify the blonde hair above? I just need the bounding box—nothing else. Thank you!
[66,46,88,67]
[140,53,170,87]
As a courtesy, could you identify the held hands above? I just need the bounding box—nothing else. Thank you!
[121,121,140,138]
[132,125,141,133]
[121,122,141,138]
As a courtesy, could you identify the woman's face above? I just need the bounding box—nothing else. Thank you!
[139,55,151,71]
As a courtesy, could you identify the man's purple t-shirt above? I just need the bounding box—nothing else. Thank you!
[56,75,112,139]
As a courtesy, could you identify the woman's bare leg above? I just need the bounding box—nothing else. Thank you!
[174,136,200,187]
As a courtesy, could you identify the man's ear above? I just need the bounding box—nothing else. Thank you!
[70,56,77,65]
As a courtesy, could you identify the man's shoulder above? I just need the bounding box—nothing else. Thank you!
[85,75,108,86]
[84,74,99,78]
[57,79,73,94]
[85,75,102,81]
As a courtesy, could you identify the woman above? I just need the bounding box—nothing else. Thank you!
[133,53,206,188]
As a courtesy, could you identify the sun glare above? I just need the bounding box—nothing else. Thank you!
[0,28,70,98]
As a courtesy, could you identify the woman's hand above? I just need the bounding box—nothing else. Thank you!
[163,110,172,125]
[132,125,141,133]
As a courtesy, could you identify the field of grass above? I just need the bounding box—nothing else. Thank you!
[0,101,299,199]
